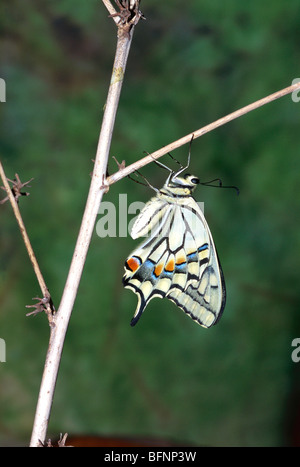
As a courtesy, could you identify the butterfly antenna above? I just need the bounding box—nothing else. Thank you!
[200,178,240,195]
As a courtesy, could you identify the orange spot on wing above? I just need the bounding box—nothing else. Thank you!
[154,263,163,277]
[126,257,140,272]
[165,259,175,272]
[176,257,186,265]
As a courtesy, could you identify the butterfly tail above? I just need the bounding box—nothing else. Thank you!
[129,290,146,326]
[130,310,142,326]
[122,273,146,326]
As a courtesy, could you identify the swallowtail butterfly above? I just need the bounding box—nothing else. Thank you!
[123,149,226,328]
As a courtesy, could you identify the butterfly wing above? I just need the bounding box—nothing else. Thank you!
[166,199,226,327]
[123,196,225,327]
[123,197,175,325]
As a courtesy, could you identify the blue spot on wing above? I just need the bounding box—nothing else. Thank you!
[131,259,156,283]
[187,251,197,262]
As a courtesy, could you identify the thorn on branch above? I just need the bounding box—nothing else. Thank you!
[38,433,69,447]
[58,433,70,447]
[38,438,53,447]
[112,155,126,171]
[26,296,54,317]
[0,173,34,205]
[109,0,145,29]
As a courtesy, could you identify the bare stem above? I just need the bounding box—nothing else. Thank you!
[102,0,118,23]
[0,162,53,317]
[107,81,300,185]
[29,25,135,446]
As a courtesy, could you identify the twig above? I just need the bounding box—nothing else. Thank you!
[102,0,145,27]
[107,81,300,185]
[102,0,119,24]
[29,2,142,447]
[0,162,54,319]
[0,173,33,204]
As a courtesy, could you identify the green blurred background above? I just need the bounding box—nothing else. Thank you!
[1,0,300,447]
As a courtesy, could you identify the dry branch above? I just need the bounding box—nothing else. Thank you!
[107,81,300,185]
[29,1,144,447]
[0,163,55,319]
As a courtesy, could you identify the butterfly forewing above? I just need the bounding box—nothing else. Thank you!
[123,170,226,328]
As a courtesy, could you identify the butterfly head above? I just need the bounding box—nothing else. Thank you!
[163,172,200,197]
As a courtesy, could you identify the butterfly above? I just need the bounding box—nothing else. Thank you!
[123,144,226,328]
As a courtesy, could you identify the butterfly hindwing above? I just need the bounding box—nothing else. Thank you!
[123,199,174,325]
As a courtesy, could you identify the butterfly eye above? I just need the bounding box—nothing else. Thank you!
[191,177,199,185]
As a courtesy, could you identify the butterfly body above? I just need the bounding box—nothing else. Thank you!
[123,170,226,327]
